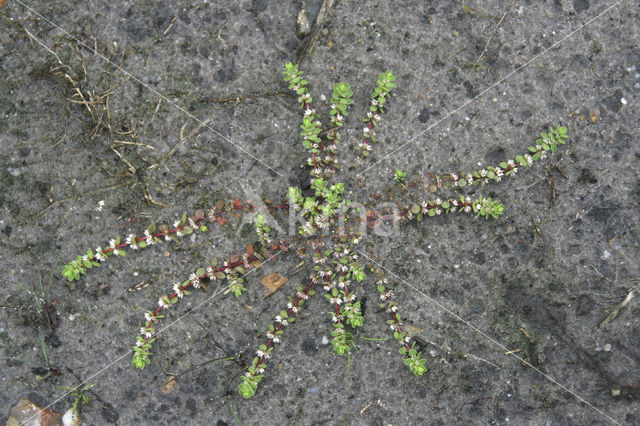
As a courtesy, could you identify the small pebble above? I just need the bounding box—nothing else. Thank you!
[321,335,329,345]
[620,97,627,105]
[604,343,612,352]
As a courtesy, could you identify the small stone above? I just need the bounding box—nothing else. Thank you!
[321,335,329,345]
[620,97,627,105]
[296,3,312,37]
[611,388,620,397]
[603,343,612,352]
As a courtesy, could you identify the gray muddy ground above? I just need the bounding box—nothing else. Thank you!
[1,1,638,425]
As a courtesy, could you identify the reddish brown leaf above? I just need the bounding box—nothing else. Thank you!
[162,376,177,394]
[260,273,288,298]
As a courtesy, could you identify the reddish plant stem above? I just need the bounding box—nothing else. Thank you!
[257,279,315,367]
[383,296,411,352]
[145,252,263,325]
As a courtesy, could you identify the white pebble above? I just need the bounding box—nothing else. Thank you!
[621,98,627,105]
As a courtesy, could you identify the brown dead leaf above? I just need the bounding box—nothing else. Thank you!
[590,109,600,123]
[260,273,288,298]
[162,375,177,394]
[7,398,63,426]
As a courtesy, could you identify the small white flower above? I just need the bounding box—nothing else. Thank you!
[95,248,105,262]
[144,312,157,323]
[524,154,533,165]
[96,200,105,211]
[173,283,184,298]
[109,239,117,249]
[145,230,154,245]
[140,327,153,338]
[158,298,169,308]
[190,273,200,288]
[81,255,89,262]
[127,234,139,249]
[466,173,474,185]
[329,297,342,305]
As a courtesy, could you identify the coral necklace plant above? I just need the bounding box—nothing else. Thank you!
[62,62,568,398]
